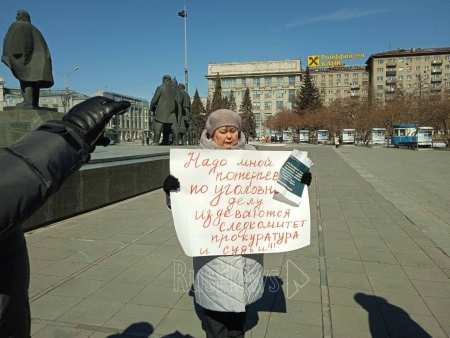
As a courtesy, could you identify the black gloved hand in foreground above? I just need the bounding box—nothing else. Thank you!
[60,96,130,149]
[301,172,312,186]
[163,175,180,194]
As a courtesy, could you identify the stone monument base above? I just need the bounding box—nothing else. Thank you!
[0,108,65,148]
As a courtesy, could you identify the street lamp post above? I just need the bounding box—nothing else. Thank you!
[178,7,188,93]
[53,67,79,113]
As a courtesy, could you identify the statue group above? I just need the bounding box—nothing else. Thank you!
[2,10,54,109]
[150,75,192,146]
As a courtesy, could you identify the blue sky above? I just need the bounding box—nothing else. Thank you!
[1,0,449,102]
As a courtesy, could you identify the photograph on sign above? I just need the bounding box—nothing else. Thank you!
[169,149,311,257]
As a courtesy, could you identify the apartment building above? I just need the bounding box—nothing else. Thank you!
[366,47,450,104]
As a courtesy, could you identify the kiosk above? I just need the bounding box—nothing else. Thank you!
[371,128,386,147]
[391,124,433,148]
[341,129,355,145]
[299,130,309,143]
[317,130,329,144]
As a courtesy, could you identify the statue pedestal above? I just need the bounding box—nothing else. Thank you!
[0,108,65,147]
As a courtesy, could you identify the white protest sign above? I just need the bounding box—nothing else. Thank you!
[170,149,310,257]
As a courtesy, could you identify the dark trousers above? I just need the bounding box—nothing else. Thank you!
[0,243,31,337]
[203,308,247,338]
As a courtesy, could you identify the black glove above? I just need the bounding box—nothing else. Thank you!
[163,175,180,194]
[301,172,312,186]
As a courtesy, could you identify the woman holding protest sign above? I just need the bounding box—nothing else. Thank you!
[163,109,311,337]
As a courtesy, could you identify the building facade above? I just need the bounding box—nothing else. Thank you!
[206,60,302,138]
[366,47,450,105]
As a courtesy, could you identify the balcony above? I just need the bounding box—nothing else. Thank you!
[431,68,442,74]
[431,86,442,91]
[431,76,442,82]
[386,62,397,67]
[350,84,360,89]
[350,92,359,97]
[386,79,396,85]
[386,70,397,76]
[386,88,395,93]
[432,60,443,65]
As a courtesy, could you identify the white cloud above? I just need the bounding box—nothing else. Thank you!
[287,8,385,27]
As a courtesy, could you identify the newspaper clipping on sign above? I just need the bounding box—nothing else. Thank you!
[273,150,313,207]
[169,149,311,257]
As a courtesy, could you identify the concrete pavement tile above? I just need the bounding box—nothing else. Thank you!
[325,247,360,260]
[374,291,432,316]
[57,298,124,327]
[422,296,450,318]
[244,318,269,338]
[326,259,365,274]
[78,230,115,240]
[173,291,199,311]
[63,249,113,264]
[386,242,423,253]
[280,268,320,285]
[152,309,204,337]
[30,323,46,336]
[382,312,447,338]
[32,326,94,338]
[332,329,389,338]
[355,241,391,252]
[161,236,182,246]
[150,226,177,237]
[116,244,158,256]
[57,239,97,250]
[330,305,389,335]
[279,282,322,303]
[37,261,89,277]
[434,316,450,338]
[76,264,128,282]
[89,281,146,303]
[411,280,450,298]
[29,274,66,294]
[136,235,172,246]
[31,295,83,320]
[443,269,450,279]
[106,233,141,243]
[49,230,94,239]
[283,255,319,271]
[100,253,144,267]
[265,320,323,338]
[151,268,185,288]
[112,265,167,285]
[363,262,408,278]
[120,226,154,235]
[288,245,319,257]
[29,259,58,274]
[48,278,106,298]
[321,230,353,241]
[129,285,184,308]
[377,229,409,239]
[151,245,186,259]
[103,303,170,332]
[29,237,69,249]
[34,247,79,261]
[263,253,285,267]
[402,266,450,283]
[421,247,450,268]
[351,234,384,243]
[393,251,438,267]
[327,271,372,290]
[359,250,399,264]
[369,275,418,296]
[328,287,378,309]
[269,299,322,326]
[24,235,46,244]
[324,239,357,250]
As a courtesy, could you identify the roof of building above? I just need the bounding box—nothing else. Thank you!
[40,89,89,99]
[92,90,148,103]
[366,47,450,63]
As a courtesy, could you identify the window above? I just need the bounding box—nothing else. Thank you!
[377,68,384,73]
[406,84,411,88]
[321,83,325,87]
[344,74,349,78]
[398,76,403,80]
[288,76,295,85]
[344,82,349,86]
[362,89,368,94]
[328,74,333,79]
[321,75,326,79]
[222,91,231,98]
[416,66,421,71]
[337,82,341,87]
[425,57,430,61]
[253,90,261,98]
[399,58,404,63]
[336,74,341,78]
[388,58,395,62]
[416,57,421,62]
[398,67,404,72]
[446,82,450,87]
[264,90,272,98]
[241,78,246,87]
[446,56,450,60]
[222,78,236,88]
[363,72,368,77]
[362,81,368,85]
[336,90,341,94]
[353,73,358,78]
[212,79,216,88]
[377,59,384,64]
[276,76,283,85]
[406,58,412,62]
[386,67,395,72]
[242,90,246,97]
[446,65,450,69]
[253,102,260,110]
[377,76,383,81]
[254,113,261,122]
[264,77,272,86]
[416,75,420,80]
[276,89,283,98]
[424,66,430,71]
[288,89,295,102]
[264,101,272,110]
[406,75,412,80]
[353,81,359,85]
[406,67,412,72]
[276,101,283,109]
[434,56,441,61]
[313,75,318,80]
[433,74,441,79]
[424,74,429,79]
[387,76,395,80]
[328,90,333,95]
[328,82,333,87]
[377,93,383,98]
[445,73,450,79]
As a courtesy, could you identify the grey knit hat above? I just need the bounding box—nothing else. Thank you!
[206,109,241,135]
